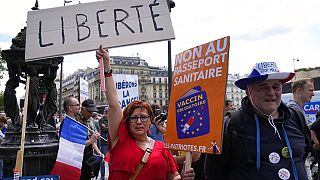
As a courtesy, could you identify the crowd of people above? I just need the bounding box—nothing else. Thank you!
[2,48,320,180]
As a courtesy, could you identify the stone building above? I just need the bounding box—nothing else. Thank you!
[58,56,169,108]
[226,74,246,109]
[58,56,248,111]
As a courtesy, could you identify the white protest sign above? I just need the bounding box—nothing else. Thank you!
[113,74,139,109]
[79,77,89,104]
[26,0,175,61]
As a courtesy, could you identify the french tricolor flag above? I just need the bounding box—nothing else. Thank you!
[51,116,87,180]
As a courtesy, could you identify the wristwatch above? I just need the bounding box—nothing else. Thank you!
[104,68,113,77]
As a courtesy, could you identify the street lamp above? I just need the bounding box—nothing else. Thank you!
[293,58,299,80]
[167,0,175,100]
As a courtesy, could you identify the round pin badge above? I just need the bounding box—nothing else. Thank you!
[281,147,290,159]
[269,152,280,164]
[278,168,290,180]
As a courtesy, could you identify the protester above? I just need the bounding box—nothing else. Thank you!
[225,99,234,113]
[55,114,63,136]
[310,111,320,180]
[58,97,101,180]
[0,114,7,178]
[149,104,166,141]
[96,45,195,179]
[287,78,315,124]
[287,78,315,180]
[205,62,308,180]
[99,106,109,180]
[79,99,103,180]
[0,114,7,141]
[62,97,80,120]
[91,112,101,132]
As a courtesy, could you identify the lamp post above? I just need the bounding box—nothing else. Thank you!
[293,58,299,80]
[167,0,175,101]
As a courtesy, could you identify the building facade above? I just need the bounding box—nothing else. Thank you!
[58,57,246,111]
[58,56,169,109]
[225,74,246,109]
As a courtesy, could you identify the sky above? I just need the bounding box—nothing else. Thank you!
[1,0,320,98]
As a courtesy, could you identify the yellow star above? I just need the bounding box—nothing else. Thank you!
[184,114,186,117]
[200,123,203,126]
[196,128,200,131]
[192,131,195,134]
[200,117,203,120]
[188,111,191,114]
[181,119,184,122]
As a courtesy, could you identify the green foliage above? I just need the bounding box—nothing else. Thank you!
[0,48,7,76]
[0,91,4,111]
[0,47,8,85]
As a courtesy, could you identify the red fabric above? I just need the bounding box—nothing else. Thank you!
[108,119,178,180]
[104,152,110,163]
[51,161,81,180]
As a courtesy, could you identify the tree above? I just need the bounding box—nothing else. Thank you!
[0,47,8,85]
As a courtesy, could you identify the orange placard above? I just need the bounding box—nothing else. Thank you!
[164,37,230,154]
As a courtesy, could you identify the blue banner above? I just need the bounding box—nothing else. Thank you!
[2,175,59,180]
[304,101,320,115]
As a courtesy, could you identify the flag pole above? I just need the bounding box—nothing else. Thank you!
[65,115,108,142]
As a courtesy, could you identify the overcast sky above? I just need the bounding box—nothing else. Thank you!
[1,0,320,98]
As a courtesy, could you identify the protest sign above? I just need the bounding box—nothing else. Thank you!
[26,0,175,61]
[113,74,139,109]
[79,77,89,104]
[304,101,320,124]
[164,36,230,154]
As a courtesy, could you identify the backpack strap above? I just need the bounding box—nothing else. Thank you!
[224,110,244,162]
[288,107,311,156]
[225,110,244,139]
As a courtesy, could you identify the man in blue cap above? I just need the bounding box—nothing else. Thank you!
[205,62,308,180]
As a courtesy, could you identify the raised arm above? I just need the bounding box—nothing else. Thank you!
[96,45,122,148]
